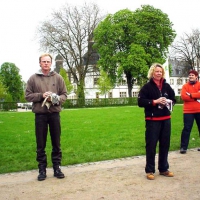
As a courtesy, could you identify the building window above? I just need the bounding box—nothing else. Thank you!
[119,92,126,97]
[132,92,139,97]
[94,78,99,85]
[122,80,126,85]
[170,79,174,85]
[96,92,99,99]
[177,79,183,85]
[118,79,127,86]
[133,79,137,85]
[108,92,112,98]
[178,89,181,95]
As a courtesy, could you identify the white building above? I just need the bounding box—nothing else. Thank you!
[67,68,140,99]
[168,58,199,96]
[56,55,198,99]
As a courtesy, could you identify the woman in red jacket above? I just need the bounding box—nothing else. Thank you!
[180,70,200,154]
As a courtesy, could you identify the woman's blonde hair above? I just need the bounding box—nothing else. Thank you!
[147,63,165,79]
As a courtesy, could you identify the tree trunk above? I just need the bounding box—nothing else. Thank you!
[77,84,85,99]
[125,71,133,98]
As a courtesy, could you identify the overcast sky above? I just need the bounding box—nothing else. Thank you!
[0,0,199,82]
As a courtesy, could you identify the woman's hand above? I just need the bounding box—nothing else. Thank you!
[155,97,166,105]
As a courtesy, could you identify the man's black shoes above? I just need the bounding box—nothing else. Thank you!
[180,148,187,154]
[37,168,65,180]
[38,171,47,181]
[54,168,65,179]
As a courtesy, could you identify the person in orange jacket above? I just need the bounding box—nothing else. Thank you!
[180,70,200,154]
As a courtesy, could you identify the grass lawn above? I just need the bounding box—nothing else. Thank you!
[0,105,199,174]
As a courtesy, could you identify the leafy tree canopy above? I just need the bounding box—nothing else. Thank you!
[97,70,113,97]
[94,5,176,97]
[0,62,24,101]
[0,77,8,100]
[133,5,176,65]
[59,68,73,95]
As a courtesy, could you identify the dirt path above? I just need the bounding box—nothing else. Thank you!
[0,149,200,200]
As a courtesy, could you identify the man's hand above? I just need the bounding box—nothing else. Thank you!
[43,91,52,99]
[42,92,52,109]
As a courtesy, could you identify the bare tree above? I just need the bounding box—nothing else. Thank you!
[170,29,200,72]
[36,2,104,99]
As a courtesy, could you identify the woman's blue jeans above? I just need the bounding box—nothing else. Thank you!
[180,113,200,150]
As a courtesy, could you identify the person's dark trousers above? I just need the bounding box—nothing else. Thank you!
[35,112,62,171]
[145,119,171,173]
[181,113,200,150]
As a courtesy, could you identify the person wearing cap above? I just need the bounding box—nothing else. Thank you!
[138,63,176,180]
[180,70,200,154]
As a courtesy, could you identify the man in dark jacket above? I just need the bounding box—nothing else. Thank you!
[138,63,176,180]
[25,53,67,181]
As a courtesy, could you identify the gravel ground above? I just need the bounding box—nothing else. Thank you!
[0,148,200,200]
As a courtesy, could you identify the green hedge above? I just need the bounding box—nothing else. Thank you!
[0,96,183,111]
[62,96,183,109]
[0,102,18,111]
[175,96,184,104]
[62,97,136,108]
